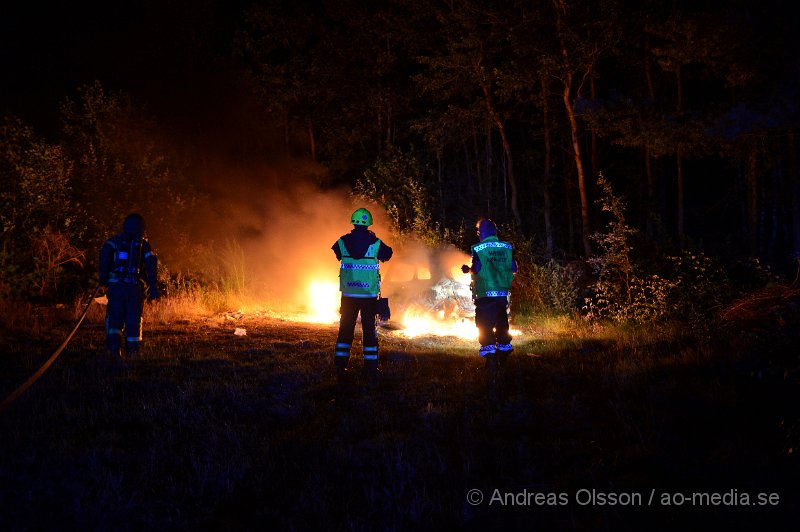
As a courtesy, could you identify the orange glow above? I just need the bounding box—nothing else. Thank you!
[399,304,477,339]
[386,263,431,282]
[396,306,521,340]
[303,280,340,323]
[449,264,471,284]
[387,263,415,282]
[290,250,520,342]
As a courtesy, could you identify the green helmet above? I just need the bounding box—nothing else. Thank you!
[351,208,373,226]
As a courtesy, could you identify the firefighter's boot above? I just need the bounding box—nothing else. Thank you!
[334,355,349,382]
[126,340,141,361]
[479,345,497,373]
[364,358,380,389]
[106,334,123,364]
[496,344,513,368]
[334,342,352,382]
[484,353,499,373]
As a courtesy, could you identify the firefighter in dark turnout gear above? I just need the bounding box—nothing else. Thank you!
[462,218,517,371]
[332,208,393,381]
[98,213,159,362]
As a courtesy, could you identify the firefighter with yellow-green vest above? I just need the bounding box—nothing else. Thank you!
[331,208,393,382]
[461,218,517,371]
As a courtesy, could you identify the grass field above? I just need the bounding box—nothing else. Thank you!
[1,299,798,531]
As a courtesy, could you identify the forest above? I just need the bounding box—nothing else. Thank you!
[2,0,799,307]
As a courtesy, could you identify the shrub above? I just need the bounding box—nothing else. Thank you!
[356,145,457,247]
[584,174,676,323]
[512,258,582,316]
[663,251,733,320]
[0,116,88,300]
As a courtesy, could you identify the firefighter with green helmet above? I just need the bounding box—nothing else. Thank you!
[98,213,159,363]
[332,207,393,383]
[461,218,517,371]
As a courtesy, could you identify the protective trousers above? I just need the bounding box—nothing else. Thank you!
[334,295,378,372]
[106,282,145,358]
[475,296,513,368]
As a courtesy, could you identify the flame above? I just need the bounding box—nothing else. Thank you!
[303,280,340,323]
[399,304,477,339]
[297,264,521,342]
[449,264,471,285]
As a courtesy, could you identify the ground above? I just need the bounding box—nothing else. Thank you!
[0,303,799,531]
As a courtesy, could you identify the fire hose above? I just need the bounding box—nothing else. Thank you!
[0,285,100,413]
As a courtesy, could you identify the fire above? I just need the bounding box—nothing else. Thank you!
[396,304,521,340]
[303,280,340,323]
[297,250,521,342]
[449,264,471,285]
[399,304,477,339]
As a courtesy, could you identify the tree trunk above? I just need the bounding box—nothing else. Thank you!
[644,35,655,102]
[644,35,656,239]
[482,84,522,227]
[485,125,493,215]
[769,159,780,260]
[675,63,685,249]
[746,142,758,256]
[463,141,473,195]
[472,126,482,195]
[645,144,654,238]
[788,130,800,263]
[562,74,592,257]
[677,146,685,249]
[590,69,598,180]
[564,159,576,256]
[541,74,554,259]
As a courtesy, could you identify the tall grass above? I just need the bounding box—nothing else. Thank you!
[219,239,248,301]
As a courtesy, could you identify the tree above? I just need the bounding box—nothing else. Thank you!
[59,81,196,269]
[0,116,86,298]
[236,1,326,158]
[646,7,731,249]
[549,0,618,257]
[413,0,522,227]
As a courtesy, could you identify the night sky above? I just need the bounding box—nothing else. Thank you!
[2,1,251,142]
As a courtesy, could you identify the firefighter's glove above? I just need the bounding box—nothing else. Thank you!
[461,264,471,274]
[148,287,160,301]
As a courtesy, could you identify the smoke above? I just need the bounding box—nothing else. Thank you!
[145,106,468,314]
[159,157,404,310]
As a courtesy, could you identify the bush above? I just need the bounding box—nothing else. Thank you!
[356,145,458,247]
[0,116,88,300]
[663,251,733,320]
[584,174,676,323]
[512,259,583,316]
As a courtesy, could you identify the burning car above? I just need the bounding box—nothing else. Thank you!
[378,247,478,337]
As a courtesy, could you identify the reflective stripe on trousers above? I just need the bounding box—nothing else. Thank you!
[335,342,351,357]
[363,345,378,360]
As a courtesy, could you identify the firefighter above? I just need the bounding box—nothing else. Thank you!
[461,218,517,371]
[98,213,159,362]
[332,208,393,383]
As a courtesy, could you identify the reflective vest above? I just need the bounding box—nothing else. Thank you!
[338,238,381,297]
[471,236,514,298]
[107,235,150,285]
